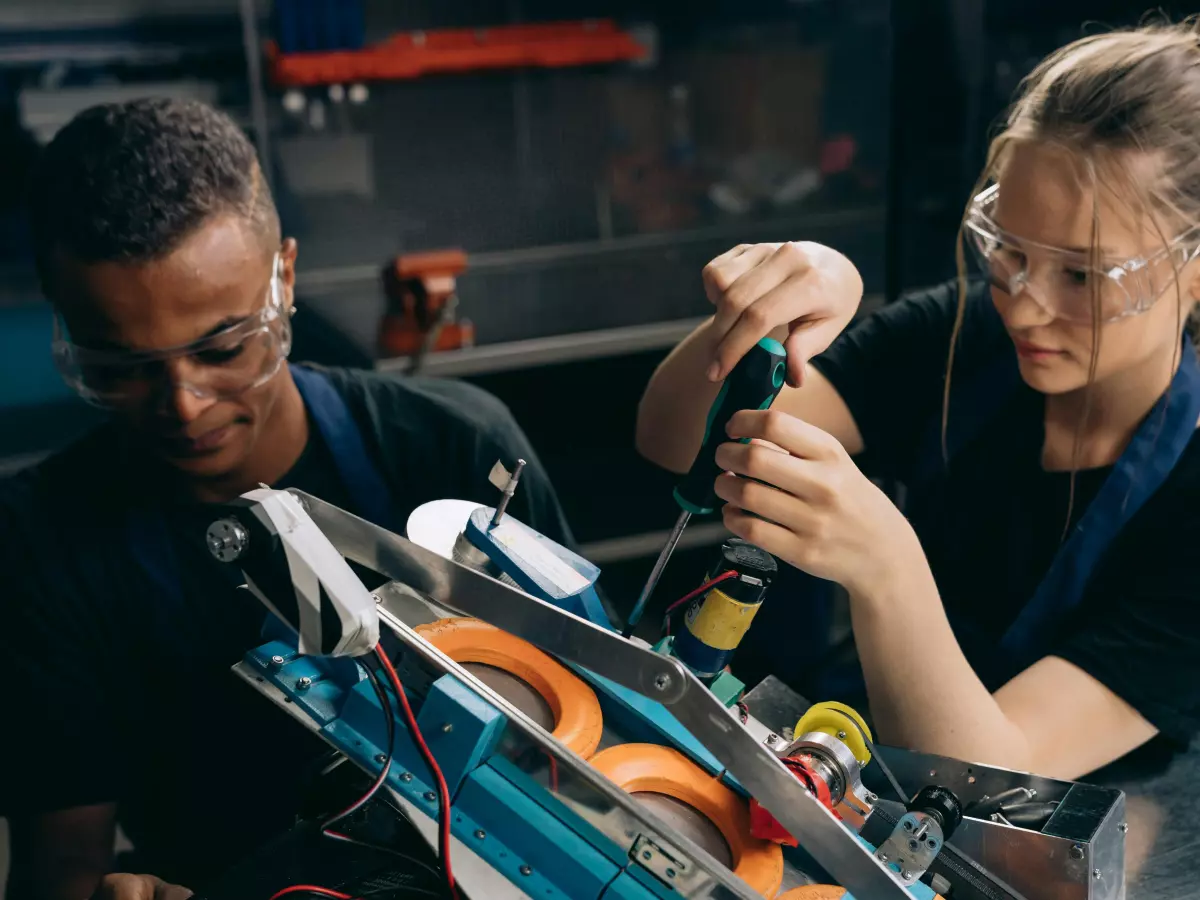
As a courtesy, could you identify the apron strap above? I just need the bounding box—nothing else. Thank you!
[289,364,403,536]
[1000,338,1200,666]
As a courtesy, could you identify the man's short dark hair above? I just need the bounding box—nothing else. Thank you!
[29,97,279,289]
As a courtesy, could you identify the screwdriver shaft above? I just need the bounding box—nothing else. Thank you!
[622,509,692,638]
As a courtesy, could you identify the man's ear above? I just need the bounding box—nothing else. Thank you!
[281,237,299,305]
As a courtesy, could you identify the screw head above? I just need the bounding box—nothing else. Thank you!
[296,676,312,690]
[374,754,387,764]
[1118,822,1129,834]
[642,850,653,861]
[837,730,848,739]
[1070,845,1085,860]
[1093,869,1102,880]
[654,673,672,691]
[929,770,937,777]
[442,723,454,733]
[400,772,413,783]
[474,829,486,840]
[665,869,676,879]
[519,865,533,876]
[270,655,285,666]
[423,791,437,802]
[765,733,779,745]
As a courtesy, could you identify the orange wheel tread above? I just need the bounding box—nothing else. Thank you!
[415,617,603,759]
[590,743,784,898]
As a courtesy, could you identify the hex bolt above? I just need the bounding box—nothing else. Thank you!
[296,676,312,690]
[1070,845,1084,860]
[474,829,486,840]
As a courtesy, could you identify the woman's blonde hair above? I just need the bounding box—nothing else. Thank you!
[944,19,1200,523]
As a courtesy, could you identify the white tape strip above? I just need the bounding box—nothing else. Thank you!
[246,488,379,657]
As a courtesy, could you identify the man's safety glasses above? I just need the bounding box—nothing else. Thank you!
[53,254,293,409]
[964,184,1200,324]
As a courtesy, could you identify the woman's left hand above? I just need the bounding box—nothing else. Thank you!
[713,409,918,596]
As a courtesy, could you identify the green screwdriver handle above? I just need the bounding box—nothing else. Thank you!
[673,337,789,516]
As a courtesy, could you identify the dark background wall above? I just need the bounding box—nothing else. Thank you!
[0,0,1191,615]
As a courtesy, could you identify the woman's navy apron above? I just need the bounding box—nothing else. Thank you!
[739,307,1200,702]
[127,364,402,645]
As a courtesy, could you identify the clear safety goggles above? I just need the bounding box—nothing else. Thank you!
[964,184,1200,324]
[53,254,293,408]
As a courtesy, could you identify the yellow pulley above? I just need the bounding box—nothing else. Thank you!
[794,701,873,767]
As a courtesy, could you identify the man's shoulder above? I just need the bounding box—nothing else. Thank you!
[318,365,519,441]
[0,424,120,519]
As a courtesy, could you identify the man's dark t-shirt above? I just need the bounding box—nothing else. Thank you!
[737,279,1200,751]
[0,366,573,885]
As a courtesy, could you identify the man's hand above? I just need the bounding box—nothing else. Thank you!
[94,874,192,900]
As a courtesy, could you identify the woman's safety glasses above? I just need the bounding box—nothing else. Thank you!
[964,184,1200,324]
[53,254,293,408]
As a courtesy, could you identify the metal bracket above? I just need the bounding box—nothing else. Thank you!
[234,490,912,900]
[631,834,692,886]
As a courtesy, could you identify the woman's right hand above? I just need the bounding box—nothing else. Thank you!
[701,241,863,387]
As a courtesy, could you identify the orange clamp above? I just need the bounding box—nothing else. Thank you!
[379,248,474,359]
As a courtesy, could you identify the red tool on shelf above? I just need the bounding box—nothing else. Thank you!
[380,249,474,372]
[267,19,647,88]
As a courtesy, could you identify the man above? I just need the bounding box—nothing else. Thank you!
[0,98,573,900]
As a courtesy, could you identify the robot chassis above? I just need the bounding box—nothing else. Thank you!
[204,486,1128,900]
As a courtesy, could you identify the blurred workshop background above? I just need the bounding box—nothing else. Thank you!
[0,0,1183,622]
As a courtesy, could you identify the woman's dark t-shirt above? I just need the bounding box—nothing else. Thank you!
[739,279,1200,750]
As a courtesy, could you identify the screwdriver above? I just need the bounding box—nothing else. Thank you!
[622,336,788,638]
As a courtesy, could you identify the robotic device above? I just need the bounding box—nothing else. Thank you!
[204,481,1128,900]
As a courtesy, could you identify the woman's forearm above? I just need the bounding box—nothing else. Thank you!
[851,546,1034,770]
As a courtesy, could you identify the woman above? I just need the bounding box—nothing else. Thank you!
[636,21,1200,782]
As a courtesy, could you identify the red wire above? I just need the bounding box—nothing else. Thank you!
[662,570,739,636]
[269,886,355,900]
[375,646,460,900]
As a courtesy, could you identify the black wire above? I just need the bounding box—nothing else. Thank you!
[858,729,910,804]
[320,661,396,833]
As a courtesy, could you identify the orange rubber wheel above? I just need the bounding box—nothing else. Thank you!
[776,888,846,900]
[415,617,603,759]
[777,885,943,900]
[590,743,784,898]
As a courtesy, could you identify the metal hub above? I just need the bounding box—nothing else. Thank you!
[207,518,249,562]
